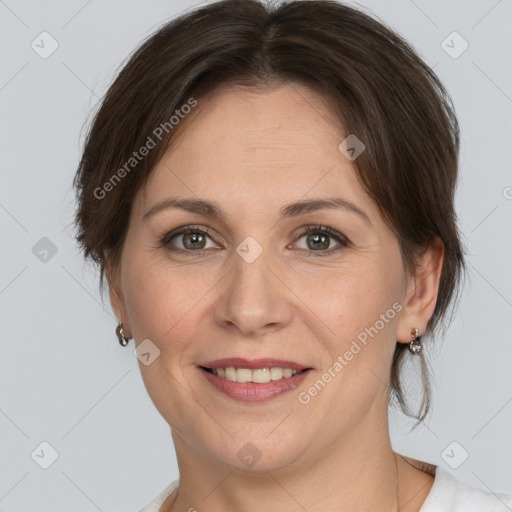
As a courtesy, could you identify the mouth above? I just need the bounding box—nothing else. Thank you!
[200,366,308,383]
[200,357,312,382]
[197,358,313,402]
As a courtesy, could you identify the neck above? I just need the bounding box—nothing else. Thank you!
[164,411,403,512]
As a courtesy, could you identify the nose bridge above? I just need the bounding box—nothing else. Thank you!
[233,236,274,297]
[213,234,292,334]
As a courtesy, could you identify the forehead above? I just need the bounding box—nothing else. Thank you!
[136,83,373,219]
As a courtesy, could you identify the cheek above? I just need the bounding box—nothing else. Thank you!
[121,250,186,343]
[308,255,403,374]
[301,256,400,330]
[120,256,203,421]
[121,252,221,352]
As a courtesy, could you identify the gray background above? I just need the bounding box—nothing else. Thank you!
[0,0,511,510]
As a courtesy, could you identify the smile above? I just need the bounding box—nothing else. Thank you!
[198,358,313,402]
[203,366,305,383]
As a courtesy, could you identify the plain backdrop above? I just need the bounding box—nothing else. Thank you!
[0,0,511,510]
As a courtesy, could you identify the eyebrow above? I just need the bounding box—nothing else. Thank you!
[143,196,371,225]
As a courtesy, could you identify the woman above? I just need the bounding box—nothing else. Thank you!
[72,0,512,510]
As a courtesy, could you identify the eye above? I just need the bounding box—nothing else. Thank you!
[161,225,219,254]
[160,224,349,257]
[293,225,349,256]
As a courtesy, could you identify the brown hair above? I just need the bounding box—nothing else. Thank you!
[72,0,466,424]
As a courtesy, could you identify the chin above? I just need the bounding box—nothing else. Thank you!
[211,429,308,474]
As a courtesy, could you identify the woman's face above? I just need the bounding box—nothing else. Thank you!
[110,83,427,471]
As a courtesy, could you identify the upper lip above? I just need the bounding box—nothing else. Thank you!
[200,358,311,371]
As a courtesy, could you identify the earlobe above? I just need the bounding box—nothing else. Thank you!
[108,281,123,322]
[395,239,444,343]
[105,261,132,338]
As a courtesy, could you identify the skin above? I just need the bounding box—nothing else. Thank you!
[108,83,443,512]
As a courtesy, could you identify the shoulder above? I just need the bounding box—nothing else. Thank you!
[136,463,512,512]
[412,459,512,512]
[136,478,179,512]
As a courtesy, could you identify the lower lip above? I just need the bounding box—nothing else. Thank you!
[198,367,311,402]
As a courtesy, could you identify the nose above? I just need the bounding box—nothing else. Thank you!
[213,243,293,336]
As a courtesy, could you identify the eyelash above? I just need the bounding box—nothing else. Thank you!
[159,224,349,257]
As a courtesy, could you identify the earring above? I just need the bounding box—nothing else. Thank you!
[409,327,422,354]
[116,323,129,346]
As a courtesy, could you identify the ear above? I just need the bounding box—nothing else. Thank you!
[105,257,132,338]
[396,238,444,343]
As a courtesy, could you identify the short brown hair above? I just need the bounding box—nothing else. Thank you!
[73,0,466,424]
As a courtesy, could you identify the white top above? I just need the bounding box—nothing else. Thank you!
[137,456,512,512]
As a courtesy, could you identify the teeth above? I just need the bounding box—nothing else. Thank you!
[225,367,237,382]
[212,366,300,383]
[236,368,252,383]
[270,367,283,380]
[253,368,270,383]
